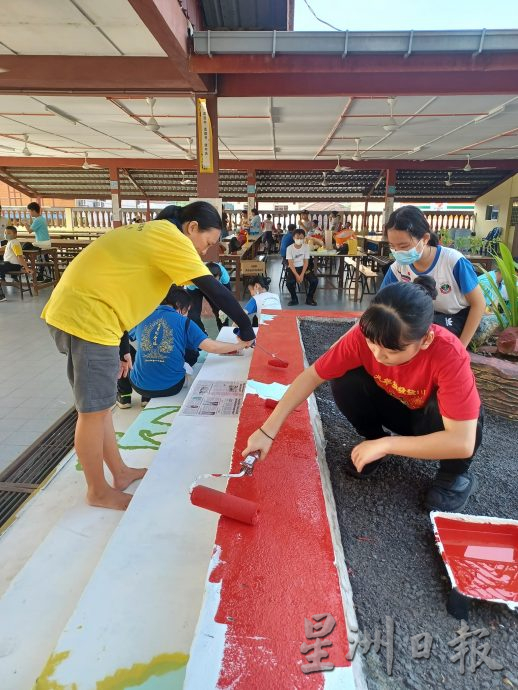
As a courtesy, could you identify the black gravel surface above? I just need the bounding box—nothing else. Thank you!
[300,318,518,690]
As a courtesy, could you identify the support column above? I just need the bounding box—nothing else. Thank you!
[384,169,396,228]
[247,169,257,216]
[146,198,151,221]
[109,167,122,228]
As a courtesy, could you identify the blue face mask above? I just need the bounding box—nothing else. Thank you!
[391,240,424,265]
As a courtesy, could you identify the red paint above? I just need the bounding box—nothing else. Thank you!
[190,486,259,526]
[209,309,360,688]
[268,358,288,368]
[434,515,518,605]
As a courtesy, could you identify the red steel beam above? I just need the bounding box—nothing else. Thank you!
[127,0,208,91]
[0,167,39,197]
[0,56,203,96]
[217,70,518,97]
[0,157,516,172]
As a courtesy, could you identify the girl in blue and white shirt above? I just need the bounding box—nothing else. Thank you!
[244,275,281,323]
[381,206,486,348]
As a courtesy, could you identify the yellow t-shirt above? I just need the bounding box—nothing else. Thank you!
[41,220,211,346]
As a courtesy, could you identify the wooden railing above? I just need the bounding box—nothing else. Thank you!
[226,210,474,234]
[3,206,474,235]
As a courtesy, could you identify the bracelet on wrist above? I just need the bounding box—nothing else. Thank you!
[259,427,275,442]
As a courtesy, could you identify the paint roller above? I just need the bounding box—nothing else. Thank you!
[233,328,289,368]
[190,453,260,525]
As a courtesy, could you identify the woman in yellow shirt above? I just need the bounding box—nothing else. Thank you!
[43,202,255,511]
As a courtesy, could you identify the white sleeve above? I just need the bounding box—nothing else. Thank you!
[303,245,311,259]
[286,245,294,260]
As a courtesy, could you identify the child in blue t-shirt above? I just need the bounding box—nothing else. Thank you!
[117,286,246,408]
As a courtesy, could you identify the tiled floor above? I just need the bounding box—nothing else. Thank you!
[0,256,372,474]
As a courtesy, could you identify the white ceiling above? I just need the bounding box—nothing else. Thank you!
[0,93,517,163]
[0,0,166,56]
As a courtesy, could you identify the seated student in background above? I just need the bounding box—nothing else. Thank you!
[188,261,232,332]
[118,286,247,408]
[381,205,486,348]
[0,225,32,302]
[285,228,318,306]
[244,275,282,325]
[243,277,483,513]
[23,202,51,249]
[280,223,296,260]
[478,268,516,308]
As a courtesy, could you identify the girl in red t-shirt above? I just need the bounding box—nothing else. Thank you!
[244,276,483,512]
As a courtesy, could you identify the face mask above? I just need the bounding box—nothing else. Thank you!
[294,238,304,247]
[391,239,424,265]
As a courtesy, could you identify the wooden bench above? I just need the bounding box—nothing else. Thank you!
[358,264,380,299]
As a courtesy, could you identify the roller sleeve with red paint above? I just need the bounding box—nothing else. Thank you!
[190,486,259,525]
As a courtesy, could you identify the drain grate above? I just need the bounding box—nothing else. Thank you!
[0,408,77,529]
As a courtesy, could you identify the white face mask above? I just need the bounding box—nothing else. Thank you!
[294,238,304,247]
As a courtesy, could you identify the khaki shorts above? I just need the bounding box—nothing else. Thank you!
[49,326,119,413]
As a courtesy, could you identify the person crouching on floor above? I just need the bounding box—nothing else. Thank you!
[117,286,248,408]
[243,276,484,512]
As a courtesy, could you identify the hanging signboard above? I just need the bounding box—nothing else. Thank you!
[197,98,214,174]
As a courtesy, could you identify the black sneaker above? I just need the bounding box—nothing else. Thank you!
[141,397,150,408]
[288,299,299,306]
[425,472,478,512]
[305,299,318,306]
[0,290,6,302]
[116,393,132,409]
[343,455,388,479]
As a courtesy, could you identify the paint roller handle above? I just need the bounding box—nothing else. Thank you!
[240,452,260,475]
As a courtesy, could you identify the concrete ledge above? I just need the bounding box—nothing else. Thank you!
[186,310,365,689]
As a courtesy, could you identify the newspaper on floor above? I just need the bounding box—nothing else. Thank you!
[181,380,246,417]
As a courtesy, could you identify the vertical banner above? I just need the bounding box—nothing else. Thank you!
[197,98,214,174]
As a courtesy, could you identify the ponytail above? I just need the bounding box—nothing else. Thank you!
[359,278,437,350]
[156,201,222,232]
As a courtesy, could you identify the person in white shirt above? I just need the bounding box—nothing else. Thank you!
[244,275,282,323]
[0,226,32,302]
[299,210,313,235]
[262,213,275,252]
[285,229,318,306]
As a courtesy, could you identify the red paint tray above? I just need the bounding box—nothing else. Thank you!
[431,511,518,611]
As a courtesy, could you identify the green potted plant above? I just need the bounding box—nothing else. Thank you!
[470,242,518,419]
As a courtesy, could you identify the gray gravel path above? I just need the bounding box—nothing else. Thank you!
[300,319,518,690]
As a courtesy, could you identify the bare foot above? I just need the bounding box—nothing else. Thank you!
[87,486,132,511]
[113,466,147,491]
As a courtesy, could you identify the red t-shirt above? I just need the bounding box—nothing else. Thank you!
[314,324,480,421]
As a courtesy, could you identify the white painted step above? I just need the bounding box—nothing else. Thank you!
[32,329,254,690]
[0,388,189,689]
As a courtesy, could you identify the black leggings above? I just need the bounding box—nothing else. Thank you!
[330,367,483,475]
[433,307,470,337]
[0,261,23,279]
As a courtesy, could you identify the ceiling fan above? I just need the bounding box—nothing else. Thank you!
[383,98,400,133]
[352,138,363,162]
[145,97,160,132]
[460,154,496,172]
[180,170,194,186]
[21,134,32,157]
[81,152,101,170]
[444,172,471,187]
[381,97,438,133]
[334,155,353,173]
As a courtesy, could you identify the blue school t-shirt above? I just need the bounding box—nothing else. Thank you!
[129,305,206,391]
[31,216,50,242]
[381,246,478,315]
